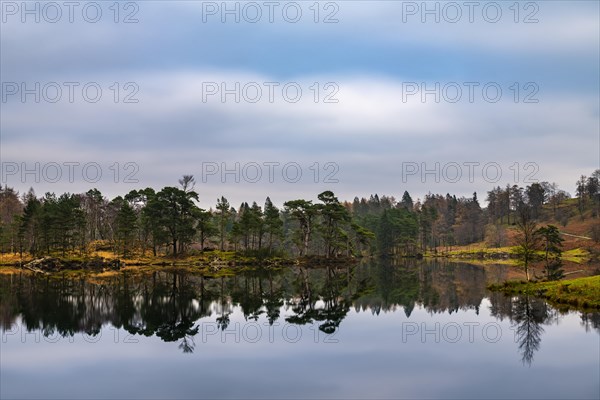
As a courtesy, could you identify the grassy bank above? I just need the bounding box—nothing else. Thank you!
[429,245,590,264]
[489,275,600,310]
[0,250,290,266]
[0,250,359,276]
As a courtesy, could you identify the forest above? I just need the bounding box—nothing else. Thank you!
[0,170,598,260]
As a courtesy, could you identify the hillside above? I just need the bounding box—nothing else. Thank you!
[440,200,600,280]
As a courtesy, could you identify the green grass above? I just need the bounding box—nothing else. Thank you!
[437,246,514,258]
[489,275,600,310]
[446,257,517,266]
[439,246,590,264]
[562,248,590,263]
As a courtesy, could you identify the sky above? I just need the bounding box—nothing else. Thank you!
[1,0,599,209]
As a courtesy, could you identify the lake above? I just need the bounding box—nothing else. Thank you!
[1,260,598,399]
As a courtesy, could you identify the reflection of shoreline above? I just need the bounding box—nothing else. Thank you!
[1,261,598,357]
[489,276,600,311]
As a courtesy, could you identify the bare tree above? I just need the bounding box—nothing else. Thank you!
[514,206,540,281]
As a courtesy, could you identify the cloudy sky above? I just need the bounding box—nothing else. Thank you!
[1,1,598,208]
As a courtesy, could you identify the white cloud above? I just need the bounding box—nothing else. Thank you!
[2,70,597,206]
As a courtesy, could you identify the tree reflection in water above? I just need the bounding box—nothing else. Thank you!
[0,260,597,361]
[512,296,553,366]
[581,312,600,333]
[285,266,354,334]
[489,292,560,366]
[119,272,202,352]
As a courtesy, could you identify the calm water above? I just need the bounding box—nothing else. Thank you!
[1,260,598,399]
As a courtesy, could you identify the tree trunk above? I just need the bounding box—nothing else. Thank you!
[303,226,310,256]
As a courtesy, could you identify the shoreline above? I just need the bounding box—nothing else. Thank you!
[488,276,600,311]
[2,252,598,312]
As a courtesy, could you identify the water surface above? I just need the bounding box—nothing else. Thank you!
[1,260,598,399]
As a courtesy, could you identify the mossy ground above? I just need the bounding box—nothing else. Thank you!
[489,275,600,310]
[433,245,590,263]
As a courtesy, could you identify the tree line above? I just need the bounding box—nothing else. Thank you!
[0,170,598,259]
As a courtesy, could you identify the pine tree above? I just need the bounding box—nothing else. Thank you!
[284,199,316,256]
[196,209,217,250]
[263,197,282,252]
[536,225,564,280]
[115,198,138,257]
[216,196,230,251]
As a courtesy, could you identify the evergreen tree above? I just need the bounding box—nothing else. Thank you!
[0,185,22,253]
[316,191,351,257]
[526,183,545,219]
[284,199,316,256]
[216,196,230,251]
[263,197,283,252]
[18,190,41,255]
[114,197,138,257]
[196,209,217,250]
[400,190,413,210]
[536,225,564,280]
